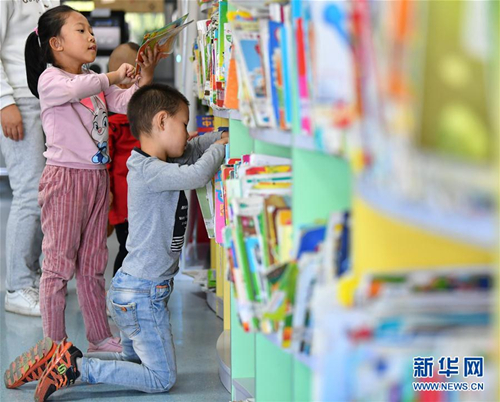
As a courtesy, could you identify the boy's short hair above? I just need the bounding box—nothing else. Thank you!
[108,42,140,72]
[128,84,190,139]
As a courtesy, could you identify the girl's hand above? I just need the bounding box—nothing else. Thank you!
[117,63,138,86]
[136,43,168,87]
[107,63,138,86]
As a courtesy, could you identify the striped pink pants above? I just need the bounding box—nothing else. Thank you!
[38,166,112,344]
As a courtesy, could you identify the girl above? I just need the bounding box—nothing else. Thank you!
[24,5,164,352]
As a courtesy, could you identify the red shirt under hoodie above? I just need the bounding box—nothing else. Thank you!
[107,114,140,226]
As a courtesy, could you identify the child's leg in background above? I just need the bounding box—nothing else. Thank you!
[75,169,113,344]
[113,221,129,276]
[39,166,87,341]
[79,273,176,393]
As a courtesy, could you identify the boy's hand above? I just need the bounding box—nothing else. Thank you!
[220,131,229,140]
[107,63,137,86]
[215,137,229,146]
[188,131,198,141]
[137,43,167,87]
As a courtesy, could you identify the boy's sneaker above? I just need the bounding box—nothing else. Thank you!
[4,337,57,389]
[5,287,41,316]
[34,339,82,402]
[87,336,122,353]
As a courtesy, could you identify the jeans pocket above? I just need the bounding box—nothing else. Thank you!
[109,300,141,338]
[155,279,174,301]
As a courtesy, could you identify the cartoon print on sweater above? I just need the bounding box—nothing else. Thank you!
[80,93,110,164]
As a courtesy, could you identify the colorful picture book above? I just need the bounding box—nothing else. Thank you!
[135,13,193,76]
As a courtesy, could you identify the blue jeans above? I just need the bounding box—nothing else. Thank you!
[80,270,176,393]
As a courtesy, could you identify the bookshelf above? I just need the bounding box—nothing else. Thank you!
[191,0,498,400]
[218,110,353,402]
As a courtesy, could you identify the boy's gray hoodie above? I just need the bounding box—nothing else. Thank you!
[121,131,224,281]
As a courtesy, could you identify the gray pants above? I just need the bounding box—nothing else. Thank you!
[0,97,45,291]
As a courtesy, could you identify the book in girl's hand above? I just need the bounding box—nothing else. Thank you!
[135,13,194,76]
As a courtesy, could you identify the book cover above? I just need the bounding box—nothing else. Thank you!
[214,170,225,244]
[230,18,273,127]
[135,14,194,75]
[224,55,240,109]
[196,178,215,238]
[276,209,293,263]
[222,165,236,225]
[248,153,292,166]
[223,22,233,84]
[268,20,285,128]
[259,19,277,128]
[264,195,289,267]
[196,115,214,133]
[296,16,312,136]
[309,1,357,154]
[280,8,293,130]
[292,253,321,355]
[296,225,326,259]
[218,1,228,81]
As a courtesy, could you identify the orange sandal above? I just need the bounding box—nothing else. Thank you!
[4,337,57,389]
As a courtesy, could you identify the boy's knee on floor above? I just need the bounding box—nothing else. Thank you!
[151,370,176,393]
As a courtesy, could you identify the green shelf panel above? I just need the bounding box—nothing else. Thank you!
[228,119,256,399]
[230,289,256,399]
[255,139,292,159]
[255,333,293,402]
[292,147,352,232]
[229,119,254,158]
[293,360,313,402]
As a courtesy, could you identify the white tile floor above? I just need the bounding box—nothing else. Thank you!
[0,179,229,402]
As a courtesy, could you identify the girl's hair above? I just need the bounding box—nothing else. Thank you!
[25,5,76,98]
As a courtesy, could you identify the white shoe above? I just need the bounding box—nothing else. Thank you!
[5,287,41,316]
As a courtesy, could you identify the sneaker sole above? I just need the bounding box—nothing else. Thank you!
[4,337,56,389]
[34,340,80,402]
[4,302,41,317]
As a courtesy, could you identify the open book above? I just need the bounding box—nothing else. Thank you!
[135,13,194,76]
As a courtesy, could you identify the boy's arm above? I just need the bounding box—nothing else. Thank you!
[190,130,224,153]
[145,143,225,192]
[38,69,110,107]
[168,131,222,165]
[104,83,140,114]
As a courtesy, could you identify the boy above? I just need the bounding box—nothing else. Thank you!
[4,84,229,401]
[106,43,200,274]
[106,42,141,274]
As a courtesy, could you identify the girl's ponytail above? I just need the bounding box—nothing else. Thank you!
[23,5,76,99]
[25,31,45,99]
